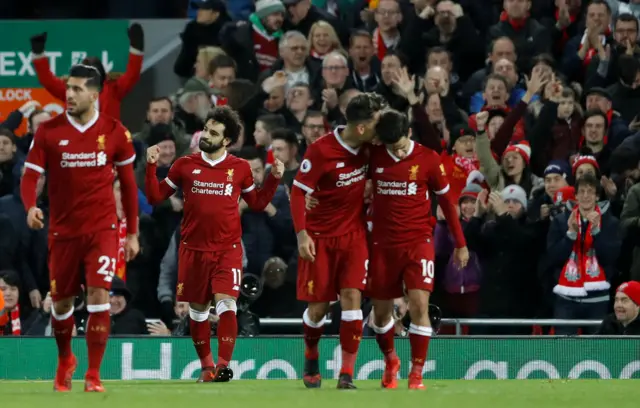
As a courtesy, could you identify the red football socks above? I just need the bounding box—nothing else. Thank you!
[189,309,214,369]
[216,310,237,367]
[409,323,433,376]
[51,307,75,359]
[339,310,363,376]
[302,309,325,360]
[373,319,397,362]
[85,306,111,380]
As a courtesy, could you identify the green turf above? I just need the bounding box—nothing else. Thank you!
[1,380,639,407]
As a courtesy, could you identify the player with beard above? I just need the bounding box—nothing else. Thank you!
[291,93,386,389]
[145,106,284,383]
[21,64,140,392]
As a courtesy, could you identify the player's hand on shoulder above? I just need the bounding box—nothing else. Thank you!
[297,230,316,262]
[146,145,161,164]
[271,158,285,179]
[26,207,44,230]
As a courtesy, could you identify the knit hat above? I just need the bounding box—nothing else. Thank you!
[617,281,640,306]
[180,77,212,96]
[148,123,176,147]
[585,87,612,102]
[449,124,475,148]
[571,155,600,175]
[255,0,285,18]
[502,184,527,210]
[544,160,570,179]
[503,141,531,165]
[459,183,482,203]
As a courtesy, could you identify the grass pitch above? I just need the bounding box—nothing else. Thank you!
[1,380,639,408]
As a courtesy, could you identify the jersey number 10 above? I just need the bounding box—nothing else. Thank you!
[421,259,435,284]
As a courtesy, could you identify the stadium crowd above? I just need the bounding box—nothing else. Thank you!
[2,0,640,337]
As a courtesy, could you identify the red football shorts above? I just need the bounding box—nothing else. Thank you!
[297,229,368,302]
[48,230,118,301]
[177,244,243,304]
[367,240,435,300]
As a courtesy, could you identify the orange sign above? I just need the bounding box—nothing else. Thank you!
[0,88,64,136]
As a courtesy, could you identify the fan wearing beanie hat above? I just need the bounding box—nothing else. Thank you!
[543,160,570,198]
[596,281,640,335]
[248,0,285,72]
[572,154,600,179]
[459,183,482,220]
[500,184,527,216]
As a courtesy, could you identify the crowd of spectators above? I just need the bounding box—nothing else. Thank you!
[2,0,640,337]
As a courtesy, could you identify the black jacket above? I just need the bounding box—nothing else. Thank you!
[487,18,551,73]
[465,213,545,317]
[597,313,640,335]
[111,307,149,335]
[282,6,349,47]
[174,15,232,79]
[219,22,261,82]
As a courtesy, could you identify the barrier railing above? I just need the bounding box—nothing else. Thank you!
[254,318,603,335]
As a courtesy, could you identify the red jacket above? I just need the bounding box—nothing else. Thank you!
[32,49,143,120]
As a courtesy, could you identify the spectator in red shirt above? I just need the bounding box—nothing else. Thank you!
[29,24,144,121]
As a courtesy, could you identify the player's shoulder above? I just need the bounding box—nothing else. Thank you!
[38,114,67,133]
[174,152,201,166]
[225,152,250,168]
[98,114,128,135]
[414,142,440,160]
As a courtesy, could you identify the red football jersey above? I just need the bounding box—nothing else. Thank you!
[165,151,265,251]
[370,141,450,246]
[24,112,136,239]
[293,127,368,237]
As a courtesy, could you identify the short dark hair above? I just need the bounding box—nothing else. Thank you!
[208,54,237,76]
[382,50,408,67]
[531,53,555,71]
[256,114,286,133]
[80,57,106,89]
[0,127,16,144]
[345,92,386,124]
[587,0,611,14]
[483,73,509,90]
[575,172,600,193]
[427,46,451,61]
[271,128,299,147]
[610,146,640,175]
[0,269,21,289]
[149,96,173,110]
[583,109,609,129]
[488,36,514,55]
[375,109,410,145]
[616,13,639,31]
[349,29,372,47]
[206,106,242,145]
[68,64,103,90]
[236,146,264,164]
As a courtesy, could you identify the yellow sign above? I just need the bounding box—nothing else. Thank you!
[97,135,106,150]
[409,165,419,181]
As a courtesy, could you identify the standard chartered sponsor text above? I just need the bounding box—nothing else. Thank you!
[60,151,104,167]
[336,166,366,187]
[192,180,227,195]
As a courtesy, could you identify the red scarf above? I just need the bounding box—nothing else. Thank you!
[10,304,20,336]
[116,218,128,281]
[578,28,611,68]
[555,8,577,49]
[453,153,479,174]
[554,207,609,297]
[372,28,398,61]
[211,94,227,107]
[499,11,528,31]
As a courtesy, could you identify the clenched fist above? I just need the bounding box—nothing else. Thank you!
[27,207,45,230]
[271,158,285,179]
[147,145,160,164]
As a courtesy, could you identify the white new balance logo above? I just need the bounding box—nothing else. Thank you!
[376,168,383,173]
[336,162,345,168]
[192,169,201,174]
[59,140,69,146]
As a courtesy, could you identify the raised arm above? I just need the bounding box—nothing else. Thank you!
[145,146,180,205]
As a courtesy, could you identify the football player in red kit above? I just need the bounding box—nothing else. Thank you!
[291,93,386,389]
[145,106,284,383]
[368,109,469,389]
[20,64,140,392]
